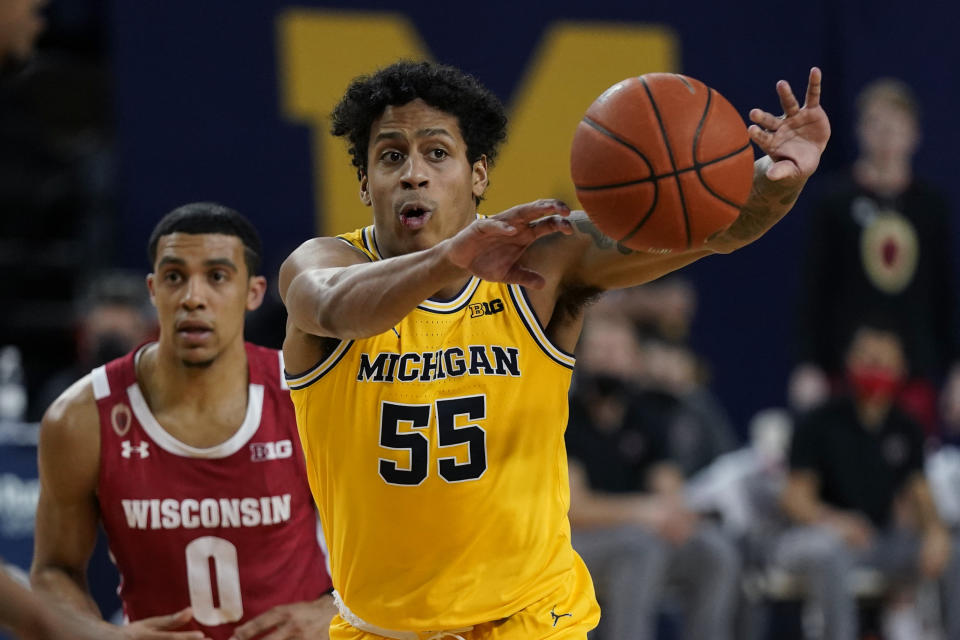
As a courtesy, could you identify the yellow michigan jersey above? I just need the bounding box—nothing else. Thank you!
[287,225,597,634]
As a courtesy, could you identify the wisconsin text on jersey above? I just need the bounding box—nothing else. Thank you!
[120,494,292,530]
[357,345,520,383]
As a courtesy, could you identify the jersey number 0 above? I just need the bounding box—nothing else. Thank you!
[379,395,488,486]
[185,536,244,625]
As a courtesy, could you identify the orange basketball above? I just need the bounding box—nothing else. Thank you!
[570,73,754,251]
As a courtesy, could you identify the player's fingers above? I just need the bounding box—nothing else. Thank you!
[748,108,782,131]
[139,607,195,630]
[776,79,800,117]
[747,124,774,150]
[143,632,210,640]
[498,199,570,224]
[507,265,546,289]
[528,215,573,237]
[229,609,282,640]
[254,624,299,640]
[477,218,519,236]
[804,67,822,108]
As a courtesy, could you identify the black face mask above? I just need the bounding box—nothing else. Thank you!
[90,333,134,367]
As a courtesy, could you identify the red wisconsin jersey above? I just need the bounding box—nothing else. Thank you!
[94,343,331,639]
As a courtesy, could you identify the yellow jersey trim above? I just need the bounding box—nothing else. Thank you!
[507,284,576,369]
[285,339,354,390]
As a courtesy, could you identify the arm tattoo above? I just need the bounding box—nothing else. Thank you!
[572,217,635,255]
[719,161,804,244]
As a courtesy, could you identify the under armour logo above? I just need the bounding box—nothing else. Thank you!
[550,607,572,627]
[121,441,150,459]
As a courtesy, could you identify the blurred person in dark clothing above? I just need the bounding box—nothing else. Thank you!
[635,334,738,478]
[790,78,960,435]
[777,322,958,640]
[567,313,739,640]
[30,271,155,420]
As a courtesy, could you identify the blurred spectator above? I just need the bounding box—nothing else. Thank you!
[566,312,739,640]
[30,270,155,419]
[775,323,959,640]
[591,275,696,343]
[790,78,960,436]
[635,334,738,478]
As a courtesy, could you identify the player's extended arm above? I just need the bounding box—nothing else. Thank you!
[227,595,337,640]
[280,199,571,340]
[550,68,830,293]
[30,378,105,617]
[0,568,127,640]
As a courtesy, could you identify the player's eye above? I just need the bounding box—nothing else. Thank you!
[429,148,448,160]
[210,270,228,283]
[381,150,404,163]
[163,271,182,284]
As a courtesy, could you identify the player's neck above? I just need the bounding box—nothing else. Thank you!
[135,340,250,446]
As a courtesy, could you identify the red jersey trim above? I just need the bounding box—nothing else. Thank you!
[127,382,265,459]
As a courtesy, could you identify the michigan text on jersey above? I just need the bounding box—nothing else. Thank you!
[357,345,521,383]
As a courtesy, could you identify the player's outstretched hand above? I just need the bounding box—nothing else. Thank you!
[228,595,337,640]
[748,67,831,185]
[444,199,572,289]
[120,608,211,640]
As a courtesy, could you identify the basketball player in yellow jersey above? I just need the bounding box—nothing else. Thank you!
[281,61,830,640]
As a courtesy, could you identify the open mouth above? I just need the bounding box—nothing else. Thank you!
[398,204,433,230]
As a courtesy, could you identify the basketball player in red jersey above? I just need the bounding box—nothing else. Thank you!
[30,203,334,640]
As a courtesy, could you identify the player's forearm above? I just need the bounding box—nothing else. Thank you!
[30,565,102,619]
[709,156,806,253]
[288,241,468,339]
[0,570,47,636]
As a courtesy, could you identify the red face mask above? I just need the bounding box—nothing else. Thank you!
[847,366,902,402]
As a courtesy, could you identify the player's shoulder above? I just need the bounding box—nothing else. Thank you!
[279,235,371,296]
[39,373,100,453]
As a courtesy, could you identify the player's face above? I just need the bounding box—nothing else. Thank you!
[361,99,488,257]
[147,233,266,368]
[0,0,46,72]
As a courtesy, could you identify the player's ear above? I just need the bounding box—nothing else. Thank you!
[246,275,267,311]
[145,274,158,307]
[359,173,371,206]
[472,155,489,200]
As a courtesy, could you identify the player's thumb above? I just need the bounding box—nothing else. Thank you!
[765,160,796,182]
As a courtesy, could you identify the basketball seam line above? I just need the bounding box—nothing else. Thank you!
[580,115,659,239]
[635,76,691,249]
[693,89,751,211]
[574,141,752,191]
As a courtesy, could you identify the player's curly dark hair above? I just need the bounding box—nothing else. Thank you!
[331,60,508,199]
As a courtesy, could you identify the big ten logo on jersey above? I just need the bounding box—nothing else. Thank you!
[276,11,677,236]
[469,298,505,318]
[250,440,293,462]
